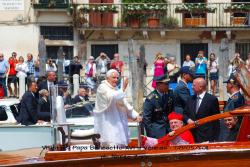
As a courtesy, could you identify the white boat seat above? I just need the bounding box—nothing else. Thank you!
[71,129,95,138]
[57,127,100,149]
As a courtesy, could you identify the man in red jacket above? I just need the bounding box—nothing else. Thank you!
[143,112,194,147]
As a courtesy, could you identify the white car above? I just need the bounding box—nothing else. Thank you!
[0,98,19,125]
[0,99,138,128]
[0,98,95,126]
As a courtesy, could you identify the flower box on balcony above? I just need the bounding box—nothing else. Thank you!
[175,3,216,14]
[77,5,118,13]
[224,4,250,13]
[175,8,215,14]
[232,17,247,25]
[183,18,207,27]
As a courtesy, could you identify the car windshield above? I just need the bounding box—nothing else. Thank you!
[66,101,94,118]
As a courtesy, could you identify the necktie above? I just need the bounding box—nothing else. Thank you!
[195,96,201,114]
[162,93,166,103]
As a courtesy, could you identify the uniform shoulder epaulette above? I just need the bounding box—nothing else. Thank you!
[168,89,174,94]
[231,94,239,100]
[147,91,159,100]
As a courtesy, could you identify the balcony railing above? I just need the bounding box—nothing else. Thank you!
[33,2,250,28]
[33,0,69,9]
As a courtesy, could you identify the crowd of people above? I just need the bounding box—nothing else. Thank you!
[0,51,124,98]
[16,71,91,125]
[151,50,221,96]
[141,50,248,147]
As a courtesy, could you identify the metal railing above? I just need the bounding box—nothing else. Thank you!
[33,0,69,9]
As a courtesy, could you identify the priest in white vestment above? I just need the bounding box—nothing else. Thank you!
[93,69,141,147]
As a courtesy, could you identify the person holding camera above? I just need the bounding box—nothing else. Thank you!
[45,58,57,72]
[0,53,9,98]
[95,52,110,84]
[85,56,96,94]
[195,50,207,79]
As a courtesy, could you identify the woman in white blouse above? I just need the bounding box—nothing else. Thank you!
[182,54,195,69]
[15,56,29,78]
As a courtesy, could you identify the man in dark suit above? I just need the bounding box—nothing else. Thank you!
[17,81,38,125]
[174,66,194,114]
[37,71,57,93]
[143,75,174,139]
[183,77,220,143]
[73,87,89,102]
[71,87,91,117]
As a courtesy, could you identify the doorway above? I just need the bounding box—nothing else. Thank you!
[46,46,73,60]
[180,43,208,64]
[91,44,118,60]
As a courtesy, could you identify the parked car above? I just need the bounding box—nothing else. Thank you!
[0,98,19,125]
[0,98,138,128]
[0,98,95,126]
[65,101,95,126]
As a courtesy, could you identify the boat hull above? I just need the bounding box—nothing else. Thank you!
[2,147,250,167]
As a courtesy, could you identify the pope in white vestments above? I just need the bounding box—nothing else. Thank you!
[93,69,140,146]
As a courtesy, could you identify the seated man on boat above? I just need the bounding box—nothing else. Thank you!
[94,69,141,147]
[17,81,39,125]
[37,89,51,122]
[219,74,245,141]
[71,87,91,117]
[223,116,240,141]
[142,112,194,148]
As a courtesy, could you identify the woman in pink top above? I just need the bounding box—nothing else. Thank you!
[152,53,165,88]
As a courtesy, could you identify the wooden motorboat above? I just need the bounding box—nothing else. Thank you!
[1,106,250,167]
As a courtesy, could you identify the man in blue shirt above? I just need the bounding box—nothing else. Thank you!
[25,53,35,81]
[0,53,9,97]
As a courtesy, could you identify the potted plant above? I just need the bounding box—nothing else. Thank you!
[175,3,215,27]
[76,4,118,27]
[161,16,179,28]
[122,1,145,28]
[224,3,250,25]
[122,0,168,28]
[144,2,168,28]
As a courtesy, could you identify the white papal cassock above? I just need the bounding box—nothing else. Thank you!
[93,80,138,146]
